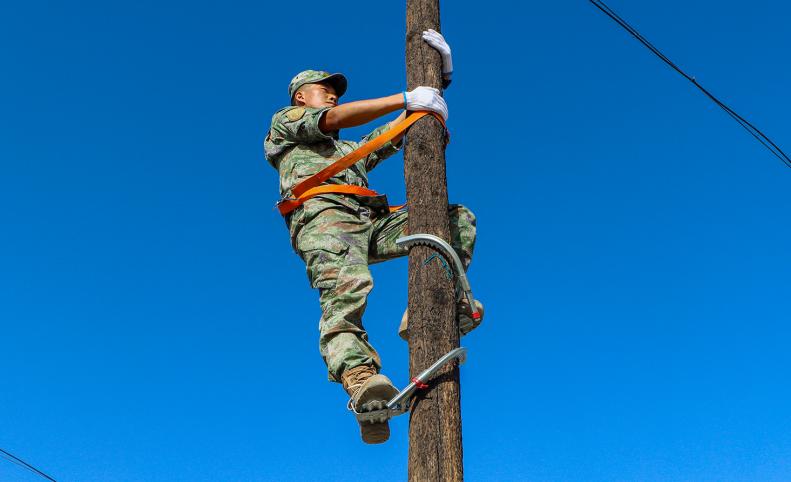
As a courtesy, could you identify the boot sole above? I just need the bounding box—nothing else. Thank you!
[354,376,399,444]
[359,400,391,444]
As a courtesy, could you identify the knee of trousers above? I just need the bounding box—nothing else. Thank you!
[315,264,379,383]
[317,262,374,332]
[449,204,477,266]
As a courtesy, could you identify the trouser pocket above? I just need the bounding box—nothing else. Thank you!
[298,236,348,290]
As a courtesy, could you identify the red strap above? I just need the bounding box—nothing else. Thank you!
[411,377,429,390]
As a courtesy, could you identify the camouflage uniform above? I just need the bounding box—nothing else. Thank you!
[264,80,476,383]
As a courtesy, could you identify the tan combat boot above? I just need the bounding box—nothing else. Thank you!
[399,299,484,341]
[341,365,399,444]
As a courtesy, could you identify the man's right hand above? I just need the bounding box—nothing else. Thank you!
[404,87,448,121]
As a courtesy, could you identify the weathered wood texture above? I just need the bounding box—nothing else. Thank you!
[405,1,463,481]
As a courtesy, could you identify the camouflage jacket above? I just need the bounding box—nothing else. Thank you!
[264,105,402,228]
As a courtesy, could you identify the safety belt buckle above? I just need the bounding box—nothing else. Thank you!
[275,195,299,216]
[276,195,295,206]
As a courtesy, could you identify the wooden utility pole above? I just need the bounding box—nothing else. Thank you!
[404,1,463,481]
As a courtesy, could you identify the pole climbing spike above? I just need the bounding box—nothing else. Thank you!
[395,233,481,320]
[353,233,479,425]
[351,347,467,424]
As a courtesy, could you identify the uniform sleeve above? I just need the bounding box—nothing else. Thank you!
[360,123,403,171]
[272,106,333,142]
[264,106,333,168]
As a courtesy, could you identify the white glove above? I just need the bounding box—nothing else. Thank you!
[404,86,448,121]
[422,29,453,86]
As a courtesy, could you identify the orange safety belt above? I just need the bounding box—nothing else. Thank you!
[277,111,446,216]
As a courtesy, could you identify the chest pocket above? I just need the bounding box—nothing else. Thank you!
[288,142,338,180]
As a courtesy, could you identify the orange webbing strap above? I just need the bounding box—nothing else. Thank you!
[277,185,383,216]
[278,110,446,216]
[277,184,405,216]
[290,111,444,198]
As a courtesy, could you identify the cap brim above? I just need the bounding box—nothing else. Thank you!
[322,73,348,98]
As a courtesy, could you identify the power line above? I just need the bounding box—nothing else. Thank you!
[0,448,57,482]
[590,0,791,170]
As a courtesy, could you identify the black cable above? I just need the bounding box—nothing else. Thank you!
[0,451,32,472]
[590,0,791,169]
[0,448,57,482]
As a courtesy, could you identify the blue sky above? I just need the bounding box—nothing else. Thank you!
[1,0,790,481]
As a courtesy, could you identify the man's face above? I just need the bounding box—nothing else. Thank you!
[294,82,338,108]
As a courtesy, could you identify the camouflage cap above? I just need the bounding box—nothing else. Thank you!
[288,70,348,105]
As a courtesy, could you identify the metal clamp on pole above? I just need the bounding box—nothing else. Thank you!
[353,347,468,424]
[386,347,467,411]
[395,233,481,321]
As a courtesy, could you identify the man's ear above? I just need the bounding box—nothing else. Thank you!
[294,90,305,106]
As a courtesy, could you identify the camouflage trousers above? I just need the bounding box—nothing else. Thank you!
[291,200,476,382]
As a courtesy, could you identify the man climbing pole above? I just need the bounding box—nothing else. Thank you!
[263,30,483,444]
